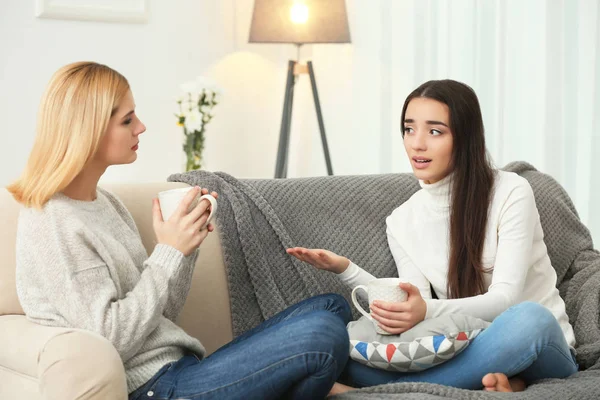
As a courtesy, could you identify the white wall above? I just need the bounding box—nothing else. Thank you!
[0,0,298,186]
[0,0,396,186]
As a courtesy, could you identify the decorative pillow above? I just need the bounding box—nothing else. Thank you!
[347,313,490,372]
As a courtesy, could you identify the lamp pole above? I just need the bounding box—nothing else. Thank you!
[249,0,351,178]
[274,45,334,178]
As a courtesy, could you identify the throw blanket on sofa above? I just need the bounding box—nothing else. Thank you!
[169,161,600,399]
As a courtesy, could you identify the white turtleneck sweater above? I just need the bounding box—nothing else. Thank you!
[338,170,575,347]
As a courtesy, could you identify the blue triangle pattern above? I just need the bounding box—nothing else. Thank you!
[433,335,445,352]
[356,342,369,360]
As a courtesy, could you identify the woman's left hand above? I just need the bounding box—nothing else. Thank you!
[370,282,427,334]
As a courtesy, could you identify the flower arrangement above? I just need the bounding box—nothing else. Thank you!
[176,77,221,171]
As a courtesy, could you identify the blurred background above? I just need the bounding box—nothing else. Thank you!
[1,0,599,243]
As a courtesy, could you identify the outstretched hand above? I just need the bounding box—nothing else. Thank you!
[286,247,350,274]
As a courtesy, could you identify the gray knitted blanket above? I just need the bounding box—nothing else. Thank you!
[168,161,600,399]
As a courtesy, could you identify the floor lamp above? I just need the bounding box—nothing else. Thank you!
[249,0,351,178]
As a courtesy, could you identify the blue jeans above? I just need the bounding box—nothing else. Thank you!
[344,301,578,389]
[129,294,351,400]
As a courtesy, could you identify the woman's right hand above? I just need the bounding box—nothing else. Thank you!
[286,247,350,274]
[152,186,214,256]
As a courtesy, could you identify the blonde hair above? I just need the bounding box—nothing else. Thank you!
[7,62,130,208]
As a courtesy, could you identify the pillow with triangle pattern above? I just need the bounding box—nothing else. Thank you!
[347,313,490,372]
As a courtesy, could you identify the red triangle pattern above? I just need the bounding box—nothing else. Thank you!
[456,332,468,341]
[386,344,396,362]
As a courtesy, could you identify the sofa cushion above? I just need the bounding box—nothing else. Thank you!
[347,314,490,371]
[0,189,25,315]
[0,315,75,377]
[0,315,127,399]
[0,366,39,400]
[38,322,127,399]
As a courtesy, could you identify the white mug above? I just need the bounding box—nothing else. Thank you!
[158,187,217,229]
[351,278,408,335]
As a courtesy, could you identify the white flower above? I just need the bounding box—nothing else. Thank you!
[200,105,213,116]
[188,92,200,105]
[176,77,221,135]
[180,80,199,94]
[178,100,189,112]
[184,109,204,132]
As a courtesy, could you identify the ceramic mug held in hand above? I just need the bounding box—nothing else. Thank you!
[158,187,217,229]
[351,278,408,335]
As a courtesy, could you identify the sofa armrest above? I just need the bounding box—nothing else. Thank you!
[0,315,127,399]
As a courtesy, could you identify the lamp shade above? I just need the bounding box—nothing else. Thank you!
[249,0,351,44]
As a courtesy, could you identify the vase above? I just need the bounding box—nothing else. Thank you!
[183,129,205,171]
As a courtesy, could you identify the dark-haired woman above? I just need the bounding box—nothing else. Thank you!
[288,79,577,393]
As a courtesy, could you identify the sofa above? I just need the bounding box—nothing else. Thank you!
[2,164,600,400]
[0,182,232,399]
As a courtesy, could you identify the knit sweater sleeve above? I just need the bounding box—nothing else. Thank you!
[99,187,198,323]
[162,251,198,322]
[16,207,185,361]
[424,179,537,321]
[119,206,199,324]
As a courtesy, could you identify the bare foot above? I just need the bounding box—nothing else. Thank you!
[327,382,355,397]
[482,373,526,392]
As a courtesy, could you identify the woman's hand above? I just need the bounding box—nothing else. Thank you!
[152,187,219,256]
[370,282,427,334]
[286,247,350,274]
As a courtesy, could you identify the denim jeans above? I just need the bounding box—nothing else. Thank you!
[344,301,579,389]
[129,294,351,400]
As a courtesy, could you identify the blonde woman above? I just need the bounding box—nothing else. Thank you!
[9,62,351,400]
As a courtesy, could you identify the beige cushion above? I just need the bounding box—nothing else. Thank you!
[39,324,127,400]
[0,315,127,399]
[0,367,39,400]
[0,189,24,315]
[0,315,66,378]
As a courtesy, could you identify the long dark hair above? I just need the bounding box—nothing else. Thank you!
[400,80,495,299]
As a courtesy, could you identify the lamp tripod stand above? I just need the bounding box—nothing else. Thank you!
[274,57,334,179]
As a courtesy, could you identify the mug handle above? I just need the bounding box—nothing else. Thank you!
[351,285,372,321]
[198,194,218,229]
